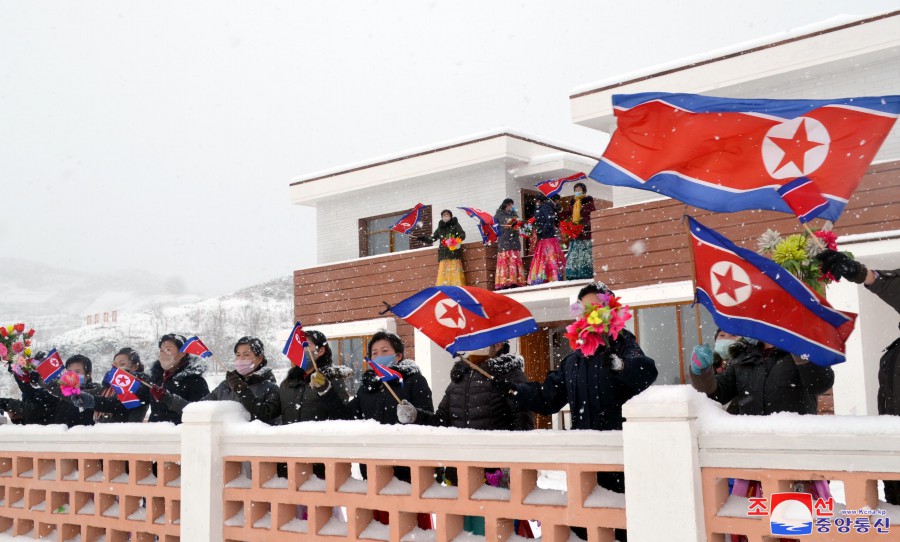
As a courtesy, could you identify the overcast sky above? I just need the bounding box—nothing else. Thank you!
[1,1,896,296]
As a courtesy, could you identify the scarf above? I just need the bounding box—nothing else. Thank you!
[573,195,583,223]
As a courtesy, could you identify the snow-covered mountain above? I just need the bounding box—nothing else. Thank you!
[1,268,294,399]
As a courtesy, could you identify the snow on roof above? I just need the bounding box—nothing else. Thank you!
[527,151,598,168]
[571,11,897,96]
[289,127,602,186]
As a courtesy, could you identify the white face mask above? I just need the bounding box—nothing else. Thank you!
[714,339,736,359]
[442,216,451,223]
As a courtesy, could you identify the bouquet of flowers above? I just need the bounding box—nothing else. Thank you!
[441,237,463,251]
[1,323,35,364]
[756,227,840,296]
[564,292,632,358]
[516,217,536,239]
[58,371,82,396]
[559,220,584,243]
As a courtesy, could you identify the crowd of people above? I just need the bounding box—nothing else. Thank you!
[0,247,896,539]
[422,182,596,288]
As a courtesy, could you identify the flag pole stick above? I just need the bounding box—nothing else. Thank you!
[365,359,402,404]
[210,355,227,374]
[802,222,825,250]
[460,355,494,380]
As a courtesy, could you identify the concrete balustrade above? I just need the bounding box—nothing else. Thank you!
[2,389,900,542]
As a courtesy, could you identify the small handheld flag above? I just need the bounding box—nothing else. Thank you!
[457,206,499,245]
[688,216,856,365]
[181,336,212,359]
[283,322,313,371]
[390,204,425,235]
[535,172,587,197]
[776,178,829,224]
[103,367,144,410]
[36,349,65,382]
[367,358,403,385]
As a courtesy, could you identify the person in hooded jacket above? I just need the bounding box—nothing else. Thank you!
[495,283,657,542]
[527,194,566,285]
[146,334,210,424]
[423,209,467,286]
[817,249,900,504]
[0,351,55,425]
[493,198,527,289]
[85,348,152,423]
[689,336,834,416]
[160,336,280,424]
[346,330,433,528]
[279,330,353,424]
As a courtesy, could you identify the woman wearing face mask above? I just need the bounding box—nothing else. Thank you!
[527,194,566,285]
[425,209,467,286]
[689,329,835,416]
[493,198,527,289]
[346,330,434,528]
[278,330,353,425]
[160,336,281,424]
[561,182,596,280]
[90,347,152,423]
[147,333,210,424]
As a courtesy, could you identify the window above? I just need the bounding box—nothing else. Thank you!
[358,206,432,257]
[331,335,374,392]
[633,302,717,385]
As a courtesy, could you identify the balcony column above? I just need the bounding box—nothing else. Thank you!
[622,386,706,542]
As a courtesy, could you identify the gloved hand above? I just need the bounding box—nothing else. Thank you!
[71,393,95,410]
[396,399,418,424]
[414,235,433,244]
[309,371,329,392]
[691,345,714,375]
[816,249,867,283]
[226,371,250,397]
[490,377,518,396]
[150,385,168,402]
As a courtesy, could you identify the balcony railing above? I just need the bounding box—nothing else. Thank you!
[2,387,900,541]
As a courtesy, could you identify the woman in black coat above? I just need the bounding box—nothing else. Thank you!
[146,334,210,424]
[279,330,352,424]
[90,348,152,423]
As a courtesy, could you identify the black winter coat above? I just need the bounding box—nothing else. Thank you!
[147,356,210,424]
[44,381,102,428]
[690,342,834,415]
[431,217,466,261]
[348,359,434,425]
[197,366,281,423]
[534,200,559,240]
[417,354,533,431]
[279,364,353,424]
[0,371,55,425]
[494,208,522,252]
[91,371,152,423]
[513,330,657,430]
[868,269,900,416]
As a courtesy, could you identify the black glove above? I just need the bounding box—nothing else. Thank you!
[226,371,250,398]
[71,393,95,410]
[817,250,867,283]
[414,235,434,244]
[491,377,518,396]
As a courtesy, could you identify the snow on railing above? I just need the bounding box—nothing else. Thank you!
[3,389,900,541]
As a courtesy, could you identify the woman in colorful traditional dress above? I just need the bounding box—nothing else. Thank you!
[427,209,467,286]
[561,181,596,280]
[493,198,527,289]
[527,194,566,285]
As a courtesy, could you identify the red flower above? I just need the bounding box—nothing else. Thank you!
[0,327,7,338]
[814,230,839,251]
[24,339,31,347]
[27,329,35,338]
[14,323,25,333]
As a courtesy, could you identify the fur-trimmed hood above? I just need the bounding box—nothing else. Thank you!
[283,363,354,387]
[361,358,420,390]
[451,354,524,382]
[149,354,206,384]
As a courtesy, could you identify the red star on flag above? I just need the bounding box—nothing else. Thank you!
[439,303,464,326]
[714,265,749,303]
[769,119,824,174]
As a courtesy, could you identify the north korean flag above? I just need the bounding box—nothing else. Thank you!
[36,349,65,382]
[688,216,856,366]
[458,206,499,245]
[103,367,143,410]
[535,172,587,197]
[181,336,213,359]
[367,359,403,385]
[592,93,900,222]
[390,286,538,356]
[390,203,425,235]
[282,322,312,371]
